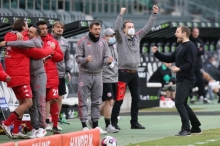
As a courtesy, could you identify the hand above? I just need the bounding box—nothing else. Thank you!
[199,47,203,51]
[171,66,180,73]
[0,41,6,47]
[151,46,158,53]
[168,82,173,85]
[50,42,55,49]
[65,72,71,83]
[86,55,92,62]
[120,7,126,15]
[108,56,114,63]
[152,5,159,14]
[16,32,23,40]
[6,76,11,82]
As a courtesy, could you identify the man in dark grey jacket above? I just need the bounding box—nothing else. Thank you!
[52,21,71,131]
[111,5,159,130]
[76,21,113,134]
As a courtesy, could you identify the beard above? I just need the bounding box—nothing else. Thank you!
[176,37,183,43]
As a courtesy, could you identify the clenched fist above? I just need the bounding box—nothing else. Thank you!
[108,56,114,63]
[120,7,126,15]
[86,55,92,62]
[151,46,158,53]
[6,76,11,82]
[152,5,159,14]
[171,66,180,73]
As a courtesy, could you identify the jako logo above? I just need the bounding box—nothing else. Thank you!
[32,140,50,146]
[70,134,93,146]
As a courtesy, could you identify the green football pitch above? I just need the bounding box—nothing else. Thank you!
[1,100,220,146]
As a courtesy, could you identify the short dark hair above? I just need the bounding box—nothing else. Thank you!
[36,20,47,27]
[89,21,101,29]
[179,26,191,37]
[12,19,26,32]
[123,20,134,29]
[52,21,65,30]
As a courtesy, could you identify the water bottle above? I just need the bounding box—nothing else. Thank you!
[68,110,74,119]
[65,73,70,84]
[62,112,66,123]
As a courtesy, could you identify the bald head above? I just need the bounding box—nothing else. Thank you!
[191,27,200,39]
[28,26,38,39]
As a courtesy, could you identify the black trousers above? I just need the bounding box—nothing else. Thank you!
[111,70,140,125]
[175,79,201,131]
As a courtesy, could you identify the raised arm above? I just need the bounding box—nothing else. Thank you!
[152,46,175,63]
[136,5,159,40]
[114,8,126,42]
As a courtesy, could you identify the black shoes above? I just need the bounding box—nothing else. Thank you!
[191,127,202,134]
[131,122,145,129]
[112,123,121,130]
[175,129,191,136]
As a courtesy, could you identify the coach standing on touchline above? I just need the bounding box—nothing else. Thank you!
[152,26,202,136]
[111,5,159,130]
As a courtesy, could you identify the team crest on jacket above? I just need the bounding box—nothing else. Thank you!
[79,82,84,86]
[99,42,103,46]
[47,41,52,45]
[87,42,91,47]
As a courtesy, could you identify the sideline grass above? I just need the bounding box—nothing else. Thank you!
[128,128,220,146]
[139,107,205,112]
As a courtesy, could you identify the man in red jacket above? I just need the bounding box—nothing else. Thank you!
[36,20,63,134]
[1,20,54,139]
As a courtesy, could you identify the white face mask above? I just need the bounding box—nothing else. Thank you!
[127,28,135,36]
[212,61,218,67]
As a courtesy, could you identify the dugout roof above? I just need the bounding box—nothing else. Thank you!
[144,21,220,39]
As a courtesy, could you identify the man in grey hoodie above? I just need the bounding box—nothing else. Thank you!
[51,21,71,131]
[0,26,54,138]
[111,5,159,130]
[76,21,113,134]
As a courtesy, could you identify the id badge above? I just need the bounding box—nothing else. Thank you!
[109,60,116,68]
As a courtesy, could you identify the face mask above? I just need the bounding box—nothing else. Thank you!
[212,61,218,67]
[108,37,116,45]
[127,28,135,36]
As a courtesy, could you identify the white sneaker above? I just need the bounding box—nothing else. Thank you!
[29,129,38,139]
[87,117,93,129]
[45,124,52,131]
[105,124,119,133]
[57,125,62,131]
[203,98,211,104]
[82,127,89,131]
[95,127,107,135]
[36,128,47,138]
[12,132,29,139]
[2,123,12,138]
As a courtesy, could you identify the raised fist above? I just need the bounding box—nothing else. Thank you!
[120,8,126,15]
[152,5,159,14]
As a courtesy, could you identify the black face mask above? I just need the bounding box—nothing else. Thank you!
[89,32,100,42]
